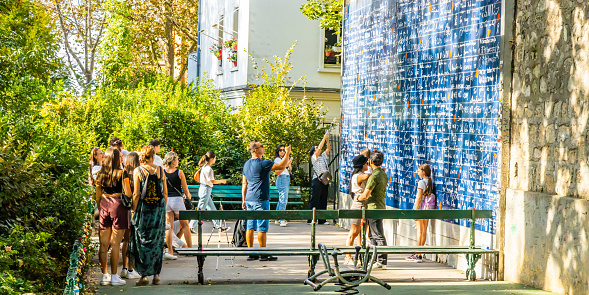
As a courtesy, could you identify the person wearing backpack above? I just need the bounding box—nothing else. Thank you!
[96,148,133,286]
[406,164,437,263]
[127,146,168,286]
[162,151,193,259]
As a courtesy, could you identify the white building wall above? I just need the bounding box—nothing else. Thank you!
[247,0,341,89]
[198,0,249,89]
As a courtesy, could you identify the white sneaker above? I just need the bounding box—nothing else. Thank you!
[100,273,111,286]
[371,262,386,269]
[319,221,330,225]
[280,220,288,227]
[126,269,141,279]
[119,268,128,278]
[111,274,126,286]
[275,220,281,225]
[164,252,178,260]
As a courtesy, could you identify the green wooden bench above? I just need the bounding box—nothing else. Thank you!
[177,208,498,284]
[187,185,303,207]
[336,208,499,281]
[177,209,337,284]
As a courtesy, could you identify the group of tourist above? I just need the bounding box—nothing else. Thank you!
[343,148,436,268]
[90,131,436,285]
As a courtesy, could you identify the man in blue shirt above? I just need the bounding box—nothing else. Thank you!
[242,141,291,261]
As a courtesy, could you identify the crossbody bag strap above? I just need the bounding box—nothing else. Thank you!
[140,166,150,200]
[166,170,184,196]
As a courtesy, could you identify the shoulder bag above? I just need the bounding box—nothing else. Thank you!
[314,154,332,186]
[166,172,194,210]
[193,166,203,183]
[120,171,132,208]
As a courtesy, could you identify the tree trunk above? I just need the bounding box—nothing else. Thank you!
[165,0,175,77]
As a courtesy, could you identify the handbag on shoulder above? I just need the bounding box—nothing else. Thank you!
[319,171,332,186]
[193,166,203,183]
[166,175,195,210]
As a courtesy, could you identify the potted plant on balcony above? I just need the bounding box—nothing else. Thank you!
[209,42,223,60]
[227,52,237,66]
[324,47,335,57]
[224,38,238,51]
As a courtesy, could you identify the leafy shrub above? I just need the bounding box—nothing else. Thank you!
[237,43,330,186]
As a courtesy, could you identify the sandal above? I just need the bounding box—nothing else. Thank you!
[136,277,149,286]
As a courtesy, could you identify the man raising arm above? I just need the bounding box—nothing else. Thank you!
[241,141,291,261]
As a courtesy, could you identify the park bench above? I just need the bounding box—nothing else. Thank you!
[187,185,303,207]
[177,209,337,284]
[177,208,498,284]
[336,208,499,281]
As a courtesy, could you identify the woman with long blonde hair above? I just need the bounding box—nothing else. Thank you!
[163,151,193,258]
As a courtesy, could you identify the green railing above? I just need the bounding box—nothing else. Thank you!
[63,201,95,295]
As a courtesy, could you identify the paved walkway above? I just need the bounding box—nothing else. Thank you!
[92,221,555,294]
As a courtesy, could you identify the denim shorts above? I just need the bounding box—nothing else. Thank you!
[245,200,270,233]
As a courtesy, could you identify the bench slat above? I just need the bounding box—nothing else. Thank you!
[179,210,338,221]
[190,201,304,205]
[338,209,493,219]
[209,194,301,199]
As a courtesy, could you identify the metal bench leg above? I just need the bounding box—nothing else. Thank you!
[308,254,319,278]
[197,256,206,284]
[466,253,481,281]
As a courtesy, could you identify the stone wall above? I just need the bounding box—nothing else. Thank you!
[509,0,589,198]
[504,189,589,294]
[505,0,589,294]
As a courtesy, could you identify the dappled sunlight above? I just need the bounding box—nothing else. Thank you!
[541,0,563,61]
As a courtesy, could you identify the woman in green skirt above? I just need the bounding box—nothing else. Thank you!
[128,145,168,286]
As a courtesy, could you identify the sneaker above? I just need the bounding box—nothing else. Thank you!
[126,269,141,279]
[119,268,128,278]
[259,255,278,261]
[100,273,111,286]
[319,221,330,225]
[110,274,126,286]
[414,255,423,263]
[371,262,386,269]
[406,254,418,261]
[164,252,178,260]
[275,220,281,225]
[190,227,197,234]
[247,255,259,261]
[280,220,288,227]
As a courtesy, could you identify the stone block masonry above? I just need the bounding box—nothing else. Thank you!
[506,0,589,294]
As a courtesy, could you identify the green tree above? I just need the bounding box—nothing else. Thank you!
[0,0,64,114]
[238,43,329,185]
[100,0,199,83]
[300,0,343,32]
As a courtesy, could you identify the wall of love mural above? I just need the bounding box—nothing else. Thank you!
[340,0,502,234]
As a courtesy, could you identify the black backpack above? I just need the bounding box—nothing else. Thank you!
[231,219,247,247]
